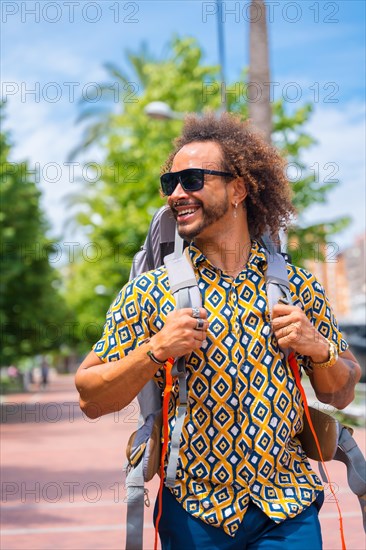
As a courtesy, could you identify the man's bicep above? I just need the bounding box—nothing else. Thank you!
[78,350,105,371]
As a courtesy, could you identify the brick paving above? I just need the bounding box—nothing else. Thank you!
[1,374,365,550]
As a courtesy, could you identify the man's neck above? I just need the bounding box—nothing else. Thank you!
[194,227,252,277]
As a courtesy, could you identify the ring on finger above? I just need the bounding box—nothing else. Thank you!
[192,307,200,318]
[195,318,205,330]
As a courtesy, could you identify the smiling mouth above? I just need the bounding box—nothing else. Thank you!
[176,205,201,221]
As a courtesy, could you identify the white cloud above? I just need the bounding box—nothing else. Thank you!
[2,40,108,83]
[3,90,101,240]
[300,101,366,249]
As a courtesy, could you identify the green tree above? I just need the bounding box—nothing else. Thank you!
[272,100,350,262]
[0,108,71,366]
[66,37,350,351]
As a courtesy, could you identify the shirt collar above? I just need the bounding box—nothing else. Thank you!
[188,240,268,275]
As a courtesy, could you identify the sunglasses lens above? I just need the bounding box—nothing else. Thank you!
[160,169,205,196]
[180,170,203,192]
[160,174,175,196]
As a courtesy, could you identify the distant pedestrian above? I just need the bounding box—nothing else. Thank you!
[40,357,49,389]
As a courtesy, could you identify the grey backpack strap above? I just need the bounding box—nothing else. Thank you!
[164,232,201,487]
[334,427,366,531]
[264,248,292,360]
[125,460,146,550]
[125,387,161,550]
[130,206,176,279]
[264,246,366,532]
[264,249,292,313]
[335,427,366,497]
[165,355,188,488]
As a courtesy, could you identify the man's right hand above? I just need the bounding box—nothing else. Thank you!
[75,307,209,418]
[149,307,209,362]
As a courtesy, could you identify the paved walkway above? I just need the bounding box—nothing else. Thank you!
[1,374,365,550]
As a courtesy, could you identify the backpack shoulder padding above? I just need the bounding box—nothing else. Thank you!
[129,206,176,279]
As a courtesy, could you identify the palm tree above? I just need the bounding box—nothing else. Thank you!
[248,0,272,143]
[68,44,154,159]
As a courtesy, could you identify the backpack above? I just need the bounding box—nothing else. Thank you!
[125,206,366,549]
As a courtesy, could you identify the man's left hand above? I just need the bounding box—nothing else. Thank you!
[272,303,329,362]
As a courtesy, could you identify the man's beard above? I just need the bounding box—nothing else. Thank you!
[176,194,230,241]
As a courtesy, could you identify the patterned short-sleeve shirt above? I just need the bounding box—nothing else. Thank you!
[93,240,348,537]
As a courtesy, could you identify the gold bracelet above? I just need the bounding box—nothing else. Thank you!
[309,341,338,369]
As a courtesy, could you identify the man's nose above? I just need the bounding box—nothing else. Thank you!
[170,179,189,201]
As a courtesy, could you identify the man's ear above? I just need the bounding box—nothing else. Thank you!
[231,177,247,204]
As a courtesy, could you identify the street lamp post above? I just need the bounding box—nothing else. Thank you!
[145,0,228,119]
[216,0,227,112]
[143,101,184,120]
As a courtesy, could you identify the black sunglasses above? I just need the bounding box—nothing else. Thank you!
[160,168,234,196]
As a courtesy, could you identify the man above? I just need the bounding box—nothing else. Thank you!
[76,113,361,549]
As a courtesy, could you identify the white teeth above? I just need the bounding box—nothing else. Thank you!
[180,208,197,216]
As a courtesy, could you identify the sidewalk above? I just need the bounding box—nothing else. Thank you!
[1,374,365,550]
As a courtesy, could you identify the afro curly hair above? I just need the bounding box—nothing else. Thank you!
[162,111,296,240]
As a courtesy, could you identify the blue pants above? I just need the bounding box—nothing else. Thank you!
[154,487,324,550]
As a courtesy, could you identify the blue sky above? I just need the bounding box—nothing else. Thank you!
[2,0,365,250]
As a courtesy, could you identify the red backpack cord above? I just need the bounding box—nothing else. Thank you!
[154,358,174,550]
[288,351,346,550]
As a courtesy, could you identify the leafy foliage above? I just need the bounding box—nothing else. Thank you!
[0,107,71,366]
[271,100,350,260]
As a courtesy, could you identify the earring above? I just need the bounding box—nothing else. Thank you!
[233,202,238,219]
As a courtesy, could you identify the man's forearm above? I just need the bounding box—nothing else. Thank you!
[75,342,161,418]
[309,350,361,409]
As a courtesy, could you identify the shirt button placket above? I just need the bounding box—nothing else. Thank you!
[230,287,240,395]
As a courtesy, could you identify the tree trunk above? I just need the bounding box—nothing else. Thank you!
[248,0,272,143]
